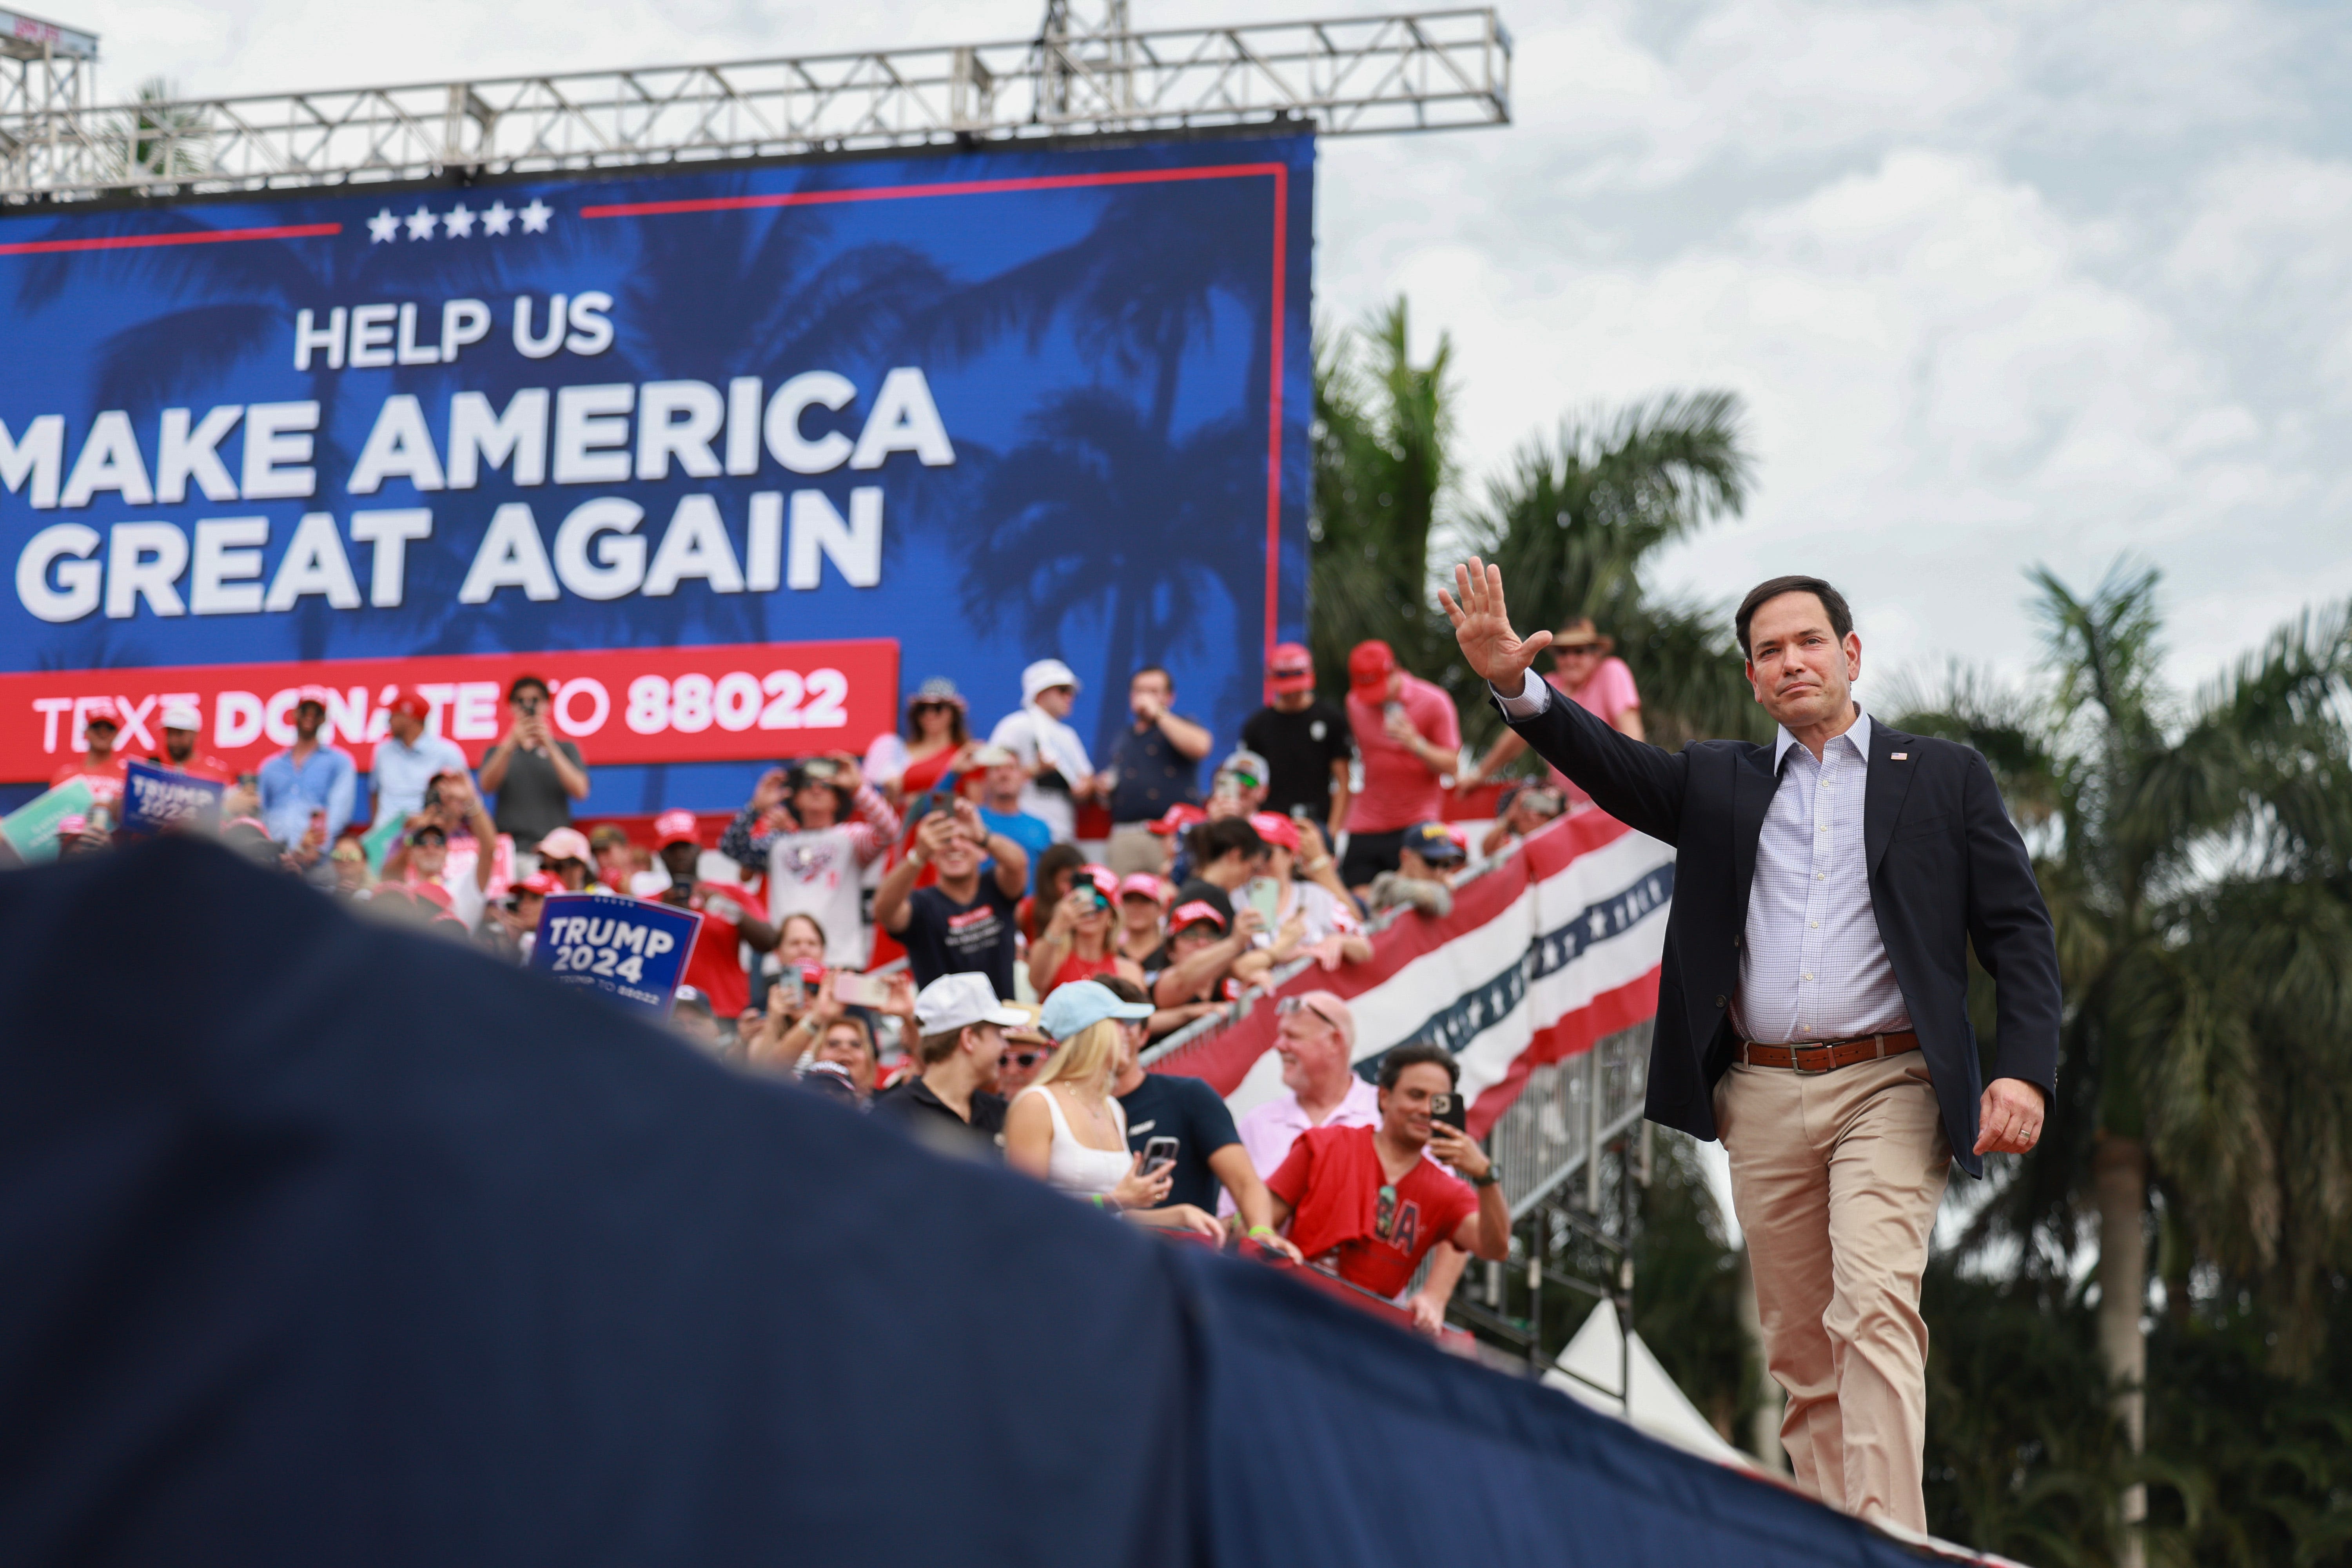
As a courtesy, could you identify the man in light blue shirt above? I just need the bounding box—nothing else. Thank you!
[371,690,470,825]
[972,744,1054,894]
[258,696,357,850]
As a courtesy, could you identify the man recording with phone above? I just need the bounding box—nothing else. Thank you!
[648,809,779,1024]
[1262,1042,1510,1333]
[872,796,1031,998]
[480,675,590,860]
[718,753,903,968]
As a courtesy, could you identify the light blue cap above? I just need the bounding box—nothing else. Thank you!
[1038,979,1153,1041]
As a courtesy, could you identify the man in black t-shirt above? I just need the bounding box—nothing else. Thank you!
[871,972,1028,1162]
[873,797,1030,998]
[1240,642,1354,840]
[1104,665,1214,877]
[1085,976,1299,1253]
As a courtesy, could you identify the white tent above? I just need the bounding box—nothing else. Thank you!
[1541,1303,1759,1472]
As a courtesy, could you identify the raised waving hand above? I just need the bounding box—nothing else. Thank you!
[1437,557,1553,689]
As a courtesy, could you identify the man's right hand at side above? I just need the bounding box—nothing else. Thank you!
[1438,557,1553,690]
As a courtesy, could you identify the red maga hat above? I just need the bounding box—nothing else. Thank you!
[1267,641,1315,695]
[1347,640,1397,697]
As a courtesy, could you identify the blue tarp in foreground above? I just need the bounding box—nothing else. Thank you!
[0,840,1952,1565]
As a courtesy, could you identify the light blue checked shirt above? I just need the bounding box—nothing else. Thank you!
[1497,671,1909,1044]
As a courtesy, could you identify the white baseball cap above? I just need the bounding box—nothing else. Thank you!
[913,972,1030,1036]
[159,702,203,732]
[1021,658,1080,704]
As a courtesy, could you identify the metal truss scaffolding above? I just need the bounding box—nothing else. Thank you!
[0,7,1510,204]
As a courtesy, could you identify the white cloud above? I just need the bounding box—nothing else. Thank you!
[1315,0,2352,690]
[52,0,2352,691]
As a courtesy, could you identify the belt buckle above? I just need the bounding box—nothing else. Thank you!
[1789,1045,1829,1074]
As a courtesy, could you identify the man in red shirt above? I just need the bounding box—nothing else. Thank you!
[51,698,130,815]
[151,702,235,782]
[645,809,779,1022]
[1265,1042,1510,1318]
[1339,640,1461,891]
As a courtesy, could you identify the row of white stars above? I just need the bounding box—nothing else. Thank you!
[367,198,553,243]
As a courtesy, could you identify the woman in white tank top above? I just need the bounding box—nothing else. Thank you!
[1004,1017,1221,1240]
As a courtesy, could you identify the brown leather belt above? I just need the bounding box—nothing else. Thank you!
[1740,1031,1920,1074]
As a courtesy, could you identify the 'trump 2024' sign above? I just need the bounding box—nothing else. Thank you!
[530,893,702,1018]
[0,135,1315,808]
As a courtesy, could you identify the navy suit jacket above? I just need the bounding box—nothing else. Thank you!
[1500,688,2060,1178]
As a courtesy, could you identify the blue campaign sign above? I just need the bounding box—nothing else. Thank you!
[529,892,702,1017]
[0,134,1316,814]
[119,759,224,836]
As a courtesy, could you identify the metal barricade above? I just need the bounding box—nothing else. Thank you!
[1485,1020,1652,1220]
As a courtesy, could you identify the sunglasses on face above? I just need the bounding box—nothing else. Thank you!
[998,1049,1049,1071]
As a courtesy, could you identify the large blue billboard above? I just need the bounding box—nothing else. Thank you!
[0,133,1314,812]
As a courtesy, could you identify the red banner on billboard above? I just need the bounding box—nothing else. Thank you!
[1,639,899,781]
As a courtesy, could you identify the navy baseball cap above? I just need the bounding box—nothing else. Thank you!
[1403,821,1465,864]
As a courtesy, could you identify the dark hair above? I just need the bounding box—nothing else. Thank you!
[1100,974,1150,1007]
[1190,815,1267,867]
[1734,576,1853,659]
[1132,664,1173,693]
[1034,842,1086,893]
[902,693,968,747]
[508,674,550,702]
[786,763,854,817]
[1378,1040,1461,1091]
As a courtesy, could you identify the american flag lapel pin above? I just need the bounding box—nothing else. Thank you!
[1890,752,1908,760]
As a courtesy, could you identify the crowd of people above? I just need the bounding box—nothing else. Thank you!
[29,619,1646,1325]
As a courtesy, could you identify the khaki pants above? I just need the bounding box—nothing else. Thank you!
[1715,1050,1951,1532]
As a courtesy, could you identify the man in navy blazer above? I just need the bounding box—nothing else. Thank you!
[1442,559,2059,1534]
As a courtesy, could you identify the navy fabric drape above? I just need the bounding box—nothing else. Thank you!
[0,840,1960,1566]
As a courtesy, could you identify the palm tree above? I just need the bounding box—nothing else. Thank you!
[1898,564,2352,1564]
[958,386,1261,728]
[1308,297,1760,752]
[1307,299,1456,699]
[1459,392,1758,751]
[907,173,1282,446]
[121,77,211,181]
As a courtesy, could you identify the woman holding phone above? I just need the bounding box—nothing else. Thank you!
[1026,865,1146,1000]
[1005,989,1222,1241]
[742,913,833,1066]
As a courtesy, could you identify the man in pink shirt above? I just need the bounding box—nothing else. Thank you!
[1339,640,1461,890]
[1225,989,1468,1330]
[1462,616,1642,807]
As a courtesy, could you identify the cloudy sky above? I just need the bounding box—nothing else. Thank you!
[72,0,2352,697]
